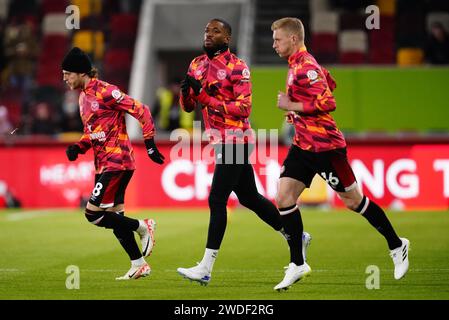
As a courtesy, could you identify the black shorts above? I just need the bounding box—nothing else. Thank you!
[280,145,357,192]
[88,170,134,208]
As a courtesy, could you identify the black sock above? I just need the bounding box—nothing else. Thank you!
[279,205,304,266]
[355,197,402,250]
[113,211,142,260]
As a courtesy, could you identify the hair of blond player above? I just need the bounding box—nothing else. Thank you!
[271,17,305,43]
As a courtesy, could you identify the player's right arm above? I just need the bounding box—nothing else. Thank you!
[179,61,199,113]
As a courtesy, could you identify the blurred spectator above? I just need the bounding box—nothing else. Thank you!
[2,21,39,91]
[426,22,449,64]
[30,102,57,135]
[0,105,13,135]
[61,90,83,132]
[103,0,142,15]
[152,78,194,132]
[119,0,142,13]
[0,20,6,79]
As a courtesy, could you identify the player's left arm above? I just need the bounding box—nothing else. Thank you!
[278,64,336,114]
[103,87,165,164]
[196,64,252,118]
[322,66,337,92]
[103,86,155,139]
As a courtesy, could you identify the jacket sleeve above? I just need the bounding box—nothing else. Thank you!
[198,63,252,118]
[103,86,156,139]
[322,67,336,92]
[75,128,92,154]
[289,63,337,115]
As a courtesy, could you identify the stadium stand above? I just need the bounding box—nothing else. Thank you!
[72,30,105,61]
[376,0,396,16]
[41,0,69,14]
[252,0,449,65]
[339,30,368,64]
[72,0,103,19]
[310,11,339,63]
[397,47,425,65]
[0,0,448,137]
[0,0,142,136]
[368,15,395,64]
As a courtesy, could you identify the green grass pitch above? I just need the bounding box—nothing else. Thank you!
[0,208,448,300]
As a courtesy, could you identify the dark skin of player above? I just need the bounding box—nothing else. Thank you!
[203,20,230,52]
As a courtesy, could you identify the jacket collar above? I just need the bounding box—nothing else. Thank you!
[83,77,97,92]
[206,48,231,63]
[288,46,307,65]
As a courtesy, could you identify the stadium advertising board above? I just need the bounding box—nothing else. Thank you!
[0,144,448,210]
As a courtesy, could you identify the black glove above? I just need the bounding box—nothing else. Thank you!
[66,144,81,161]
[180,75,190,97]
[187,75,202,95]
[144,138,165,164]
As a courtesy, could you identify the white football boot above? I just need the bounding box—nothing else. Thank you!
[390,237,410,280]
[177,263,211,286]
[116,262,151,280]
[274,262,312,291]
[137,219,156,258]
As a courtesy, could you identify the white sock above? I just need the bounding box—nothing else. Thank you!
[199,248,218,271]
[131,257,145,267]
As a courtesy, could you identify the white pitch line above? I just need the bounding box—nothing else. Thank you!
[0,269,21,272]
[5,209,71,221]
[82,269,123,272]
[2,268,449,274]
[165,268,449,273]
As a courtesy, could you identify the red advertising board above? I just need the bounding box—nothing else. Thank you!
[1,143,448,210]
[332,144,449,210]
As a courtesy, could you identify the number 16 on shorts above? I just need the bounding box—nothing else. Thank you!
[321,171,339,188]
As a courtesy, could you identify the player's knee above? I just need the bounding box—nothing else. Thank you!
[237,196,249,208]
[342,197,361,211]
[237,193,258,209]
[84,208,105,226]
[208,192,227,211]
[275,193,296,209]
